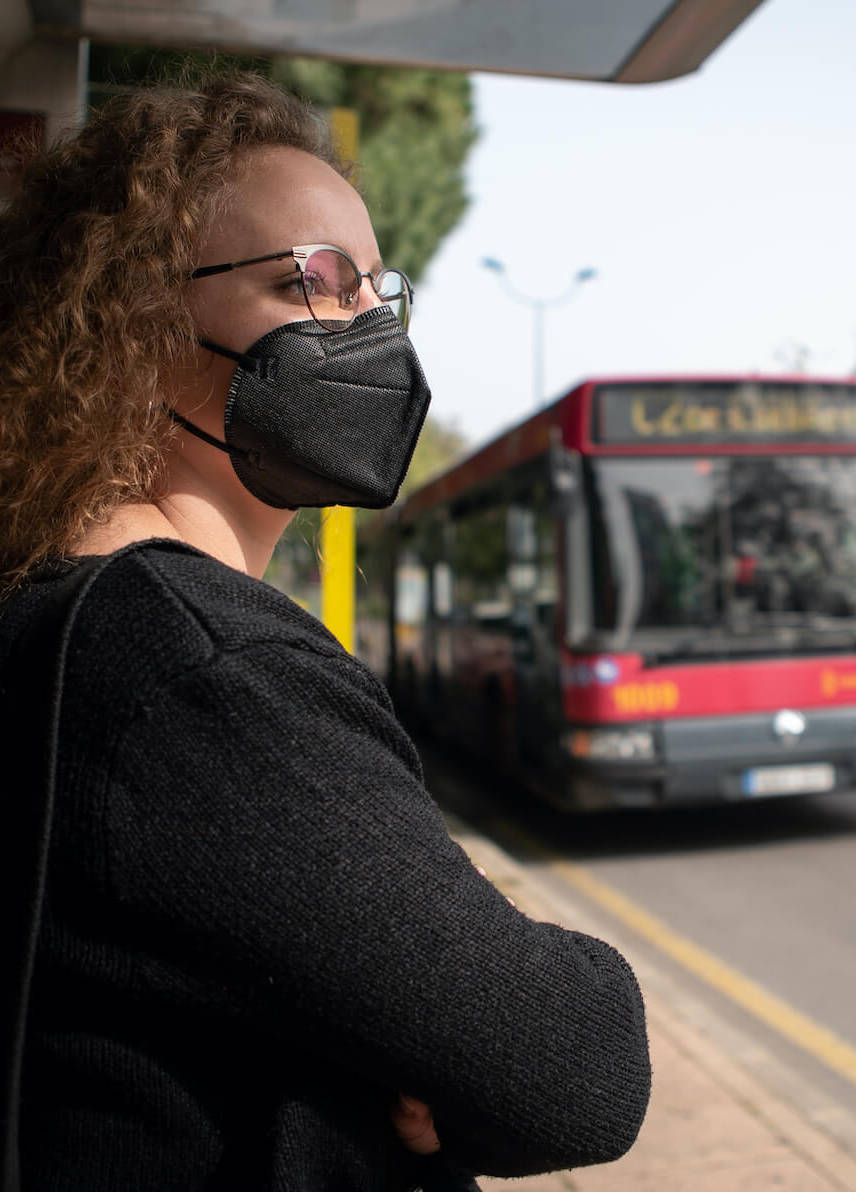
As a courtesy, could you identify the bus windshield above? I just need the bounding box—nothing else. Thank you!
[586,455,856,655]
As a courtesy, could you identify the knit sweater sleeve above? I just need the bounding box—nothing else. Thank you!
[107,631,650,1178]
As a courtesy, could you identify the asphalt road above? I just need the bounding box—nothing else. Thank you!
[415,733,856,1121]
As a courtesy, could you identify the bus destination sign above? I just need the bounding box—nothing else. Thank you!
[593,382,856,446]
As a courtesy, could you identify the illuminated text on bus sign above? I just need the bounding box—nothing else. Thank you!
[594,383,856,445]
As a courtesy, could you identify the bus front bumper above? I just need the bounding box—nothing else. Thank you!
[553,706,856,811]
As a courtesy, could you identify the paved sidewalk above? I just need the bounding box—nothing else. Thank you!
[449,821,856,1192]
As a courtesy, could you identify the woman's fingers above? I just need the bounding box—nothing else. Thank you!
[476,863,515,907]
[390,1094,441,1154]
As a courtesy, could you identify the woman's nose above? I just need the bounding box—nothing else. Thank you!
[359,274,384,313]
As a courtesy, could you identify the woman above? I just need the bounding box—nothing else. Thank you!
[0,74,650,1190]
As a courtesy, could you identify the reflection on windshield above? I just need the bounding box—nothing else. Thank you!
[588,456,856,644]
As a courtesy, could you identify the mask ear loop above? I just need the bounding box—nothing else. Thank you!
[166,408,298,509]
[198,338,279,380]
[165,338,279,456]
[167,408,244,457]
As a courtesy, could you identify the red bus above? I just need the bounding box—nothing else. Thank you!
[357,375,856,811]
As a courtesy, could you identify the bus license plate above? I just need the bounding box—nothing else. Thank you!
[741,763,835,797]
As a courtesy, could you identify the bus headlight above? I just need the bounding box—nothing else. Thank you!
[564,727,656,761]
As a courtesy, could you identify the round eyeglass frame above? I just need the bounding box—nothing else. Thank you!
[190,242,413,332]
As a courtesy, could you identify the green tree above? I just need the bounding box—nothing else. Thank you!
[272,59,476,283]
[401,413,469,496]
[88,47,477,283]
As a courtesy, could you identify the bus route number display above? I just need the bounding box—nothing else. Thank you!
[593,382,856,445]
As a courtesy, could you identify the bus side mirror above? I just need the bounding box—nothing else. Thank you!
[549,442,581,512]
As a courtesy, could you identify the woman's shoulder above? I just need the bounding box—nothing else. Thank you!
[28,538,362,718]
[75,537,343,660]
[2,536,398,756]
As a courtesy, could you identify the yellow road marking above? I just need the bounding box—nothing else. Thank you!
[549,857,856,1087]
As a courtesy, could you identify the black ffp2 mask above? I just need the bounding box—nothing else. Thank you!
[173,305,431,509]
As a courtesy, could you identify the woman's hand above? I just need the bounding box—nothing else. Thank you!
[391,1094,441,1154]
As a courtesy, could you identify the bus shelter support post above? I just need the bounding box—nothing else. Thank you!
[320,506,355,653]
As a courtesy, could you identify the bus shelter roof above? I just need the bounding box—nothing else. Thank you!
[30,0,767,84]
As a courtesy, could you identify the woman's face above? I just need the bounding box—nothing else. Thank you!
[176,144,384,427]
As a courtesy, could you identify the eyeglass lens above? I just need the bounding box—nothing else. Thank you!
[374,267,410,328]
[301,249,410,331]
[300,249,360,330]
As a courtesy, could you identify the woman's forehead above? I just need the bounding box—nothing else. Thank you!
[204,145,377,264]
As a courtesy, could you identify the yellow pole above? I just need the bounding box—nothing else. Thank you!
[320,107,359,652]
[320,505,355,651]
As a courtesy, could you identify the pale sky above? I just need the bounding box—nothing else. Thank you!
[406,0,856,447]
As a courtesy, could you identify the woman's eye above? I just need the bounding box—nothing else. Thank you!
[275,275,306,300]
[303,270,333,297]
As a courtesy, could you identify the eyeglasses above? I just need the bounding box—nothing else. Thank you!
[190,243,413,332]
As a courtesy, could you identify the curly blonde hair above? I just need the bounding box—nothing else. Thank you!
[0,72,344,593]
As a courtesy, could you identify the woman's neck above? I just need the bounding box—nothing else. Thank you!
[71,504,183,559]
[72,498,295,579]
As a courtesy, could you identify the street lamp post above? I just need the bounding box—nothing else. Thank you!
[481,257,597,407]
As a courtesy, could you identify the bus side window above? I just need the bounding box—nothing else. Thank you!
[452,500,510,628]
[394,550,429,628]
[508,478,559,640]
[432,561,453,618]
[508,505,538,598]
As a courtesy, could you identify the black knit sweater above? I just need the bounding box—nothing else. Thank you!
[1,540,650,1191]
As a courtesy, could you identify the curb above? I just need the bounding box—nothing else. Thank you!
[448,817,856,1191]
